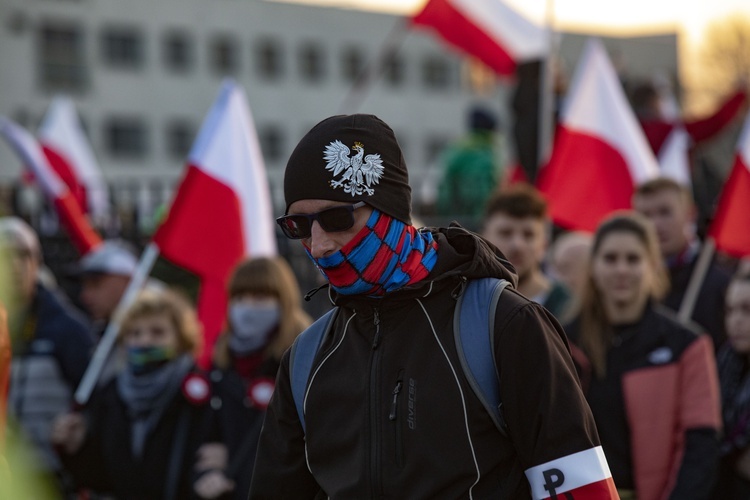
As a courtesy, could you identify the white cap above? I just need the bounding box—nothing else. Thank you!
[77,240,138,277]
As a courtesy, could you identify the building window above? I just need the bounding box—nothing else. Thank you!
[101,27,144,68]
[299,43,325,82]
[210,35,239,74]
[163,31,193,72]
[421,55,452,90]
[341,46,366,83]
[258,125,284,162]
[383,53,405,86]
[105,118,148,158]
[37,23,86,90]
[165,120,194,160]
[255,37,284,80]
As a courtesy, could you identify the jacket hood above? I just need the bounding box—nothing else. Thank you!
[322,222,518,308]
[427,222,518,287]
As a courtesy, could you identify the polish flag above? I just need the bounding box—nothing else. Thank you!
[0,117,102,254]
[708,111,750,258]
[38,96,110,224]
[411,0,548,76]
[657,127,692,188]
[537,39,659,232]
[153,80,277,367]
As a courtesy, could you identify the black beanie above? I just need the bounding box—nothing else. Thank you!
[284,114,412,225]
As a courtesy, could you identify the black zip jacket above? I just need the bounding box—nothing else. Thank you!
[250,225,611,499]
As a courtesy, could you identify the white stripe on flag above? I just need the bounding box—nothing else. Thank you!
[450,0,548,59]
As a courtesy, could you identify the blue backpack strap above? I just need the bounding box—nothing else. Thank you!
[454,277,510,437]
[289,307,338,432]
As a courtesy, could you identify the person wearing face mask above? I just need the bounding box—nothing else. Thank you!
[193,256,311,500]
[51,288,212,500]
[565,212,721,500]
[250,114,618,499]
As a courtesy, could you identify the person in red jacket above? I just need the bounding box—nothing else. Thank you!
[566,212,721,500]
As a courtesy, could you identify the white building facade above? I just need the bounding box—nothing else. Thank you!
[0,0,678,219]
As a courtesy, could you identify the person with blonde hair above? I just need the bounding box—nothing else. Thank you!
[193,256,311,500]
[565,212,721,500]
[52,288,212,500]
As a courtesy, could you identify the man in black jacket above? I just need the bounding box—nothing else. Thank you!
[633,177,730,349]
[250,115,618,499]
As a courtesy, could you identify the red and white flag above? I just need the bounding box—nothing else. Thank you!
[657,126,692,188]
[411,0,548,76]
[537,39,659,232]
[0,117,102,254]
[39,96,110,224]
[153,80,277,367]
[708,111,750,258]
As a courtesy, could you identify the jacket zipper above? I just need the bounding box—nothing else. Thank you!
[369,308,382,498]
[389,381,402,421]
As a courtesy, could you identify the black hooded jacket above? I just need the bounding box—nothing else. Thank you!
[250,226,609,499]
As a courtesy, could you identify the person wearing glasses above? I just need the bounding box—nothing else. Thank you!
[250,114,618,499]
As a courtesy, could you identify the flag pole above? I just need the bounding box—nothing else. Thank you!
[677,238,715,325]
[73,242,161,407]
[337,17,410,114]
[537,0,556,170]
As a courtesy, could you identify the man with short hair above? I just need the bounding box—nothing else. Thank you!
[0,217,94,493]
[633,177,730,348]
[73,239,138,335]
[482,184,572,319]
[250,114,617,499]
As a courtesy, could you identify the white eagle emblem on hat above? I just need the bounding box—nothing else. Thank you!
[323,140,384,196]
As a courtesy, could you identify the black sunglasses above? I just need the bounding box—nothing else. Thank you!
[276,201,367,239]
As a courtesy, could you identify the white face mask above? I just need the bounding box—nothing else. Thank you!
[228,301,281,355]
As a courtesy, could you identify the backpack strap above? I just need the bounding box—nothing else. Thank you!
[289,307,338,432]
[454,277,510,437]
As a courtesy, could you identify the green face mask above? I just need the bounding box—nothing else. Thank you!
[127,345,175,375]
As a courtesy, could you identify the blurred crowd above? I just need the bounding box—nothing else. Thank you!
[1,82,750,499]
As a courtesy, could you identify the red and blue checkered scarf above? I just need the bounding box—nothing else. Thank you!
[305,209,438,296]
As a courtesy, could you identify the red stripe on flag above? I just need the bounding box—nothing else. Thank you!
[709,156,750,257]
[53,191,103,255]
[412,0,516,76]
[538,127,635,232]
[42,145,88,213]
[153,164,245,283]
[196,279,228,369]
